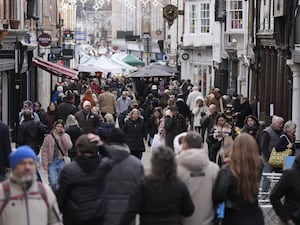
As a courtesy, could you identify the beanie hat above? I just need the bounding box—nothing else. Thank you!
[9,145,37,169]
[83,100,91,108]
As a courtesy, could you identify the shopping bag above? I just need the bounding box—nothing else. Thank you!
[150,133,165,151]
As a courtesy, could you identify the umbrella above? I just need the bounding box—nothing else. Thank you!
[127,66,174,78]
[77,56,123,73]
[148,63,178,74]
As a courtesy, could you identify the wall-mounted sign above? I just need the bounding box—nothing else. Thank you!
[74,31,87,41]
[38,33,52,47]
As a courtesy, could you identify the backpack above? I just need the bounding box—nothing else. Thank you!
[0,181,48,214]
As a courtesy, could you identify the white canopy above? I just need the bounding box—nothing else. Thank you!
[77,55,123,73]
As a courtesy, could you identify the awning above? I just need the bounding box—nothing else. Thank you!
[32,58,78,80]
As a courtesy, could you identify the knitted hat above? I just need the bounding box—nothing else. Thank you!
[9,145,37,169]
[83,100,91,108]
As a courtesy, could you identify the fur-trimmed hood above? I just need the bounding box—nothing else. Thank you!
[177,148,210,171]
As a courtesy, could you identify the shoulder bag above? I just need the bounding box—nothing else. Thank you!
[268,135,292,169]
[51,133,71,165]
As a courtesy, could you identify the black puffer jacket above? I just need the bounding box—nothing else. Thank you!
[56,155,112,225]
[17,119,47,154]
[123,118,146,153]
[104,144,144,225]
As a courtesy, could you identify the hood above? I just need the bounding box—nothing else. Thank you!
[195,96,204,101]
[177,148,210,171]
[75,155,100,172]
[106,143,130,162]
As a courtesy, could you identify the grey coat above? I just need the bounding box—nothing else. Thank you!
[104,143,144,225]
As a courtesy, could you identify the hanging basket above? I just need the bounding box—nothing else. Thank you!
[9,20,20,29]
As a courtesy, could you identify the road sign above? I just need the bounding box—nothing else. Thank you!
[74,31,87,41]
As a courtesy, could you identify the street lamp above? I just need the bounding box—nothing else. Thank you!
[143,32,151,65]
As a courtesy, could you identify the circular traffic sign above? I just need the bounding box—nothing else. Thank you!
[38,33,52,47]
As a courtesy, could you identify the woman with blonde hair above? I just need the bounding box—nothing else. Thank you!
[213,133,264,225]
[95,113,115,143]
[65,115,83,159]
[123,109,146,159]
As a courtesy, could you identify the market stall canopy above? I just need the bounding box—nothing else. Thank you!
[127,66,174,78]
[110,54,137,73]
[121,54,145,66]
[77,55,123,73]
[148,62,178,74]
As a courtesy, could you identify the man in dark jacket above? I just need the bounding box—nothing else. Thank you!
[0,121,11,181]
[104,128,144,225]
[165,106,187,149]
[56,133,112,225]
[234,97,252,128]
[17,109,47,154]
[75,100,100,134]
[56,92,78,121]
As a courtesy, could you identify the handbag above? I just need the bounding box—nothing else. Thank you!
[268,135,292,169]
[51,133,71,165]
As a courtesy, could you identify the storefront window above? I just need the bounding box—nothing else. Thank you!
[193,64,212,97]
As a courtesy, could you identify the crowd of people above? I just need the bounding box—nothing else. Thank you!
[0,75,299,225]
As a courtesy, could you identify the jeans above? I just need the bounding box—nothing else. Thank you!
[48,159,65,190]
[261,162,272,193]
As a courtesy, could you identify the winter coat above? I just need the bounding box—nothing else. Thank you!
[95,123,115,143]
[270,163,300,223]
[119,177,195,225]
[0,176,62,225]
[17,119,47,154]
[0,122,11,176]
[192,101,207,127]
[123,118,146,153]
[235,102,252,128]
[75,110,100,134]
[41,132,72,171]
[65,125,84,159]
[274,133,296,155]
[56,102,78,122]
[98,91,116,114]
[177,149,219,225]
[213,166,264,225]
[104,144,144,225]
[56,155,112,225]
[147,115,162,138]
[165,114,187,149]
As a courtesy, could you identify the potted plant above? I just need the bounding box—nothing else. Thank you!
[9,19,20,29]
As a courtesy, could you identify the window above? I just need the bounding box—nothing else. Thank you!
[189,4,197,34]
[186,2,210,34]
[200,3,210,33]
[229,0,243,29]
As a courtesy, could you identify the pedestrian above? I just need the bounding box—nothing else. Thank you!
[233,97,252,128]
[200,104,219,143]
[17,109,47,154]
[192,96,207,134]
[270,154,300,225]
[206,113,234,164]
[119,146,194,225]
[98,86,117,118]
[165,106,187,149]
[213,133,264,225]
[65,115,83,160]
[0,121,11,181]
[147,107,163,145]
[123,109,146,159]
[95,113,115,143]
[19,100,40,124]
[75,100,100,134]
[56,92,78,122]
[260,115,284,192]
[56,134,112,225]
[41,102,58,133]
[241,115,262,152]
[177,131,219,225]
[116,91,131,116]
[41,119,72,190]
[0,145,62,225]
[104,128,144,225]
[80,89,95,108]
